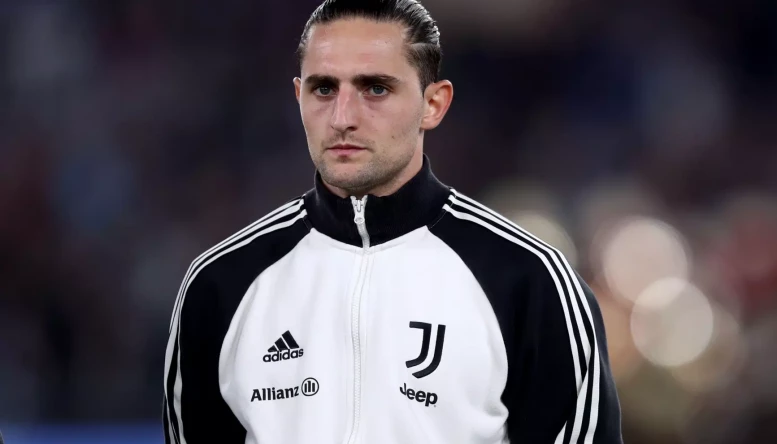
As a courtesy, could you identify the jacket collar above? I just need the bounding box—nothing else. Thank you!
[303,155,451,247]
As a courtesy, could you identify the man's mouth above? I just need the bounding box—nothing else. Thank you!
[327,144,367,155]
[328,144,366,151]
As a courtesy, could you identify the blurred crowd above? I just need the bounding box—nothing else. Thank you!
[1,0,776,443]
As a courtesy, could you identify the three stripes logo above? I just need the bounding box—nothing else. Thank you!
[406,322,446,378]
[263,331,304,363]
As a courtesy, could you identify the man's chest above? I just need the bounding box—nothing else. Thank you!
[216,236,510,442]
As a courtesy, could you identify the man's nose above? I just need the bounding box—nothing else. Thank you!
[330,87,359,133]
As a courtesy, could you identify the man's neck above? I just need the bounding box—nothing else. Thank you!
[304,152,451,247]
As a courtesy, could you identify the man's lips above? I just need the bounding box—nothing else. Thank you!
[328,144,366,151]
[327,144,367,155]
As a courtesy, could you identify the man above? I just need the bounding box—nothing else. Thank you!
[163,0,623,443]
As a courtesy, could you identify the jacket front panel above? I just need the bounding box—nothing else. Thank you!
[219,226,510,444]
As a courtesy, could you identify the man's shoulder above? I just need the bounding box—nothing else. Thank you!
[184,196,309,287]
[432,189,585,320]
[169,196,309,325]
[433,189,569,280]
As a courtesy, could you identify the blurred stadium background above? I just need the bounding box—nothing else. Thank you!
[2,0,777,443]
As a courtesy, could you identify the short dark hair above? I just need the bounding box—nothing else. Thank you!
[297,0,442,91]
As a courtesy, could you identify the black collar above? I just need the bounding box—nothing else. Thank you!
[303,155,451,247]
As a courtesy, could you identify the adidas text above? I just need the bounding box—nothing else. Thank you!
[399,382,438,407]
[263,349,304,362]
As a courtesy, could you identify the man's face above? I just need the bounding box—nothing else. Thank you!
[295,18,426,196]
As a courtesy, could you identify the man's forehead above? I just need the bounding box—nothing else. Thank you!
[308,18,407,46]
[302,18,410,76]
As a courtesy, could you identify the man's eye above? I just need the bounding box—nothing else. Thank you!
[368,85,388,96]
[314,86,333,96]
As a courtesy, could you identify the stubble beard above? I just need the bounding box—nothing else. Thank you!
[316,147,414,197]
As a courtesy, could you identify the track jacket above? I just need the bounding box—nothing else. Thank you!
[163,156,623,444]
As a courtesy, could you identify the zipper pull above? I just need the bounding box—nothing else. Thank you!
[351,196,367,224]
[350,196,370,249]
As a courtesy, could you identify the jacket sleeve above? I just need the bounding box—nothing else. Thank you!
[163,272,246,443]
[505,266,623,443]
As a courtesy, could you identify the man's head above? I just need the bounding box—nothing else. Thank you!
[294,0,453,198]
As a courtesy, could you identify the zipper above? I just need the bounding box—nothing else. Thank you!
[351,195,370,249]
[346,195,369,444]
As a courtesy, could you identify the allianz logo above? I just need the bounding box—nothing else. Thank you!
[251,377,319,402]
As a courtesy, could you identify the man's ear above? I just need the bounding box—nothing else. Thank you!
[294,77,302,103]
[420,80,454,130]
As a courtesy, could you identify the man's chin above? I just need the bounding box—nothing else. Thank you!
[322,158,365,174]
[319,167,374,194]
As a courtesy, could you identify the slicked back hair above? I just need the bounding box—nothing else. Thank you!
[297,0,442,91]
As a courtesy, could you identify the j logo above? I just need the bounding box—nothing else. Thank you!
[405,322,446,378]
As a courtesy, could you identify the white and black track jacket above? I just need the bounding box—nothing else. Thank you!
[163,156,623,444]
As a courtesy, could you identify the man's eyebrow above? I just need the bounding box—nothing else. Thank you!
[303,73,402,87]
[351,74,402,87]
[304,74,339,87]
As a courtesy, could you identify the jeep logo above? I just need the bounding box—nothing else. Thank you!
[399,382,438,407]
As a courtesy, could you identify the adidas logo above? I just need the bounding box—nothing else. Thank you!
[263,331,304,363]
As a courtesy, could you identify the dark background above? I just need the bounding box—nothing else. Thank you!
[1,0,776,442]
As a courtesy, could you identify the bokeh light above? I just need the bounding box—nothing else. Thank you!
[602,217,690,304]
[577,179,660,249]
[670,304,747,393]
[630,279,714,368]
